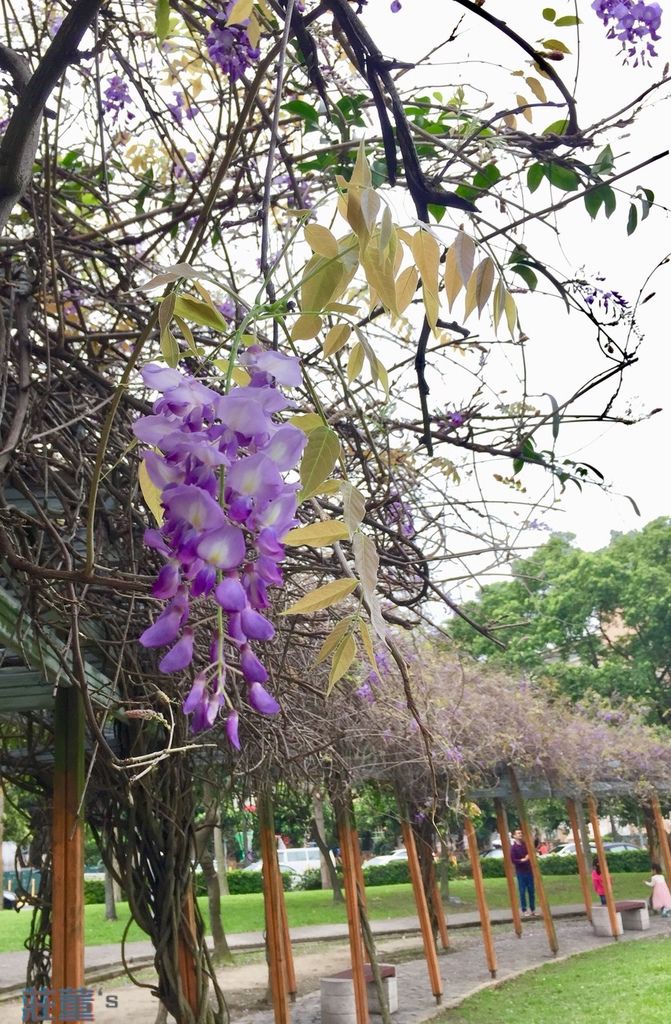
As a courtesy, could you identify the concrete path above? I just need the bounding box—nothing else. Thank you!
[0,904,587,994]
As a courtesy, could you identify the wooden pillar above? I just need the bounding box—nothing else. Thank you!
[644,804,659,863]
[336,800,369,1024]
[587,795,619,940]
[52,686,84,1018]
[508,768,558,956]
[650,795,671,884]
[493,798,522,938]
[566,798,593,922]
[401,820,442,1002]
[463,817,497,979]
[177,893,199,1017]
[258,790,290,1024]
[276,850,297,1001]
[432,880,449,950]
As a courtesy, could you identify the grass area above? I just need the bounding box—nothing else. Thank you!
[441,935,671,1023]
[0,873,651,954]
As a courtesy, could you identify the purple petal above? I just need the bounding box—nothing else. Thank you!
[140,604,184,648]
[247,681,280,715]
[144,528,171,556]
[191,564,217,597]
[253,489,298,535]
[215,576,247,612]
[255,554,284,586]
[256,528,284,560]
[152,562,180,600]
[227,613,246,644]
[163,484,226,530]
[226,453,283,503]
[243,347,302,387]
[226,710,241,749]
[240,609,275,641]
[140,363,184,392]
[240,644,268,683]
[265,425,307,470]
[159,628,194,672]
[196,524,246,569]
[183,671,208,714]
[143,450,183,489]
[133,414,180,445]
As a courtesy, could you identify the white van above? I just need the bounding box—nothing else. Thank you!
[243,845,326,879]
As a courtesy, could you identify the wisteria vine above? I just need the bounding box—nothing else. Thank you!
[133,348,307,742]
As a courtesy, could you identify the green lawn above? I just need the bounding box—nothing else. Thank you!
[441,936,671,1023]
[0,873,651,954]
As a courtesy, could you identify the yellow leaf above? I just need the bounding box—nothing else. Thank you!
[315,618,354,665]
[230,367,251,386]
[313,479,342,495]
[411,229,440,330]
[282,577,358,615]
[492,279,506,331]
[359,188,381,231]
[174,295,227,332]
[305,224,339,259]
[347,340,365,382]
[158,292,176,334]
[323,324,352,358]
[453,231,475,285]
[283,521,349,547]
[346,188,369,252]
[160,328,179,367]
[358,619,376,669]
[526,76,547,103]
[362,247,398,315]
[341,480,366,533]
[464,257,495,320]
[247,10,261,47]
[379,205,393,251]
[299,425,341,499]
[139,458,164,525]
[291,314,323,341]
[504,291,518,334]
[301,254,346,314]
[174,315,196,354]
[289,412,324,433]
[353,532,378,599]
[226,0,253,25]
[328,634,357,691]
[324,302,360,315]
[395,265,418,315]
[349,140,372,188]
[516,94,533,123]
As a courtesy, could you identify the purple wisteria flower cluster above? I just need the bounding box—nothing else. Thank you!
[101,75,134,120]
[575,278,630,321]
[205,2,260,81]
[592,1,662,65]
[133,347,307,741]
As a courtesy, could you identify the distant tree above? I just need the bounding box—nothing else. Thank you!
[451,518,671,722]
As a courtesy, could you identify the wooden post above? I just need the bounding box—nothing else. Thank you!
[52,686,84,1019]
[336,799,369,1024]
[587,795,619,940]
[432,880,449,950]
[650,795,671,884]
[177,893,199,1017]
[493,798,522,938]
[258,790,290,1024]
[644,804,659,863]
[275,850,297,1002]
[566,798,593,922]
[463,817,497,979]
[401,820,443,1002]
[508,768,558,956]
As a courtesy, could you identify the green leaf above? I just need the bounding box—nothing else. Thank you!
[299,425,341,499]
[527,163,545,194]
[542,38,571,53]
[555,15,581,26]
[282,577,358,615]
[544,163,579,192]
[155,0,170,42]
[593,144,614,176]
[283,521,349,547]
[543,118,569,136]
[584,188,604,220]
[427,203,446,223]
[173,295,227,331]
[542,7,556,20]
[627,204,638,236]
[472,162,501,193]
[282,99,320,124]
[510,264,538,291]
[602,186,617,218]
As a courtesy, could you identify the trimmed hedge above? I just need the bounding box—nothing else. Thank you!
[478,849,650,879]
[84,880,105,905]
[194,869,293,895]
[361,861,411,886]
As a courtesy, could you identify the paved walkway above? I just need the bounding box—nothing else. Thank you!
[0,904,587,994]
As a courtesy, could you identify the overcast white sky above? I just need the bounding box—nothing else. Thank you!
[362,0,671,555]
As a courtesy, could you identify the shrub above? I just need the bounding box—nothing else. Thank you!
[84,880,105,905]
[361,861,410,886]
[293,868,323,891]
[480,849,650,879]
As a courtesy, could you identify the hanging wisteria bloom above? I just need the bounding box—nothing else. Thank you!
[592,1,662,64]
[205,2,260,80]
[133,346,306,741]
[101,75,134,120]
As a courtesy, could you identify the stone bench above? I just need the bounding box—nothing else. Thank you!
[321,964,398,1024]
[591,904,623,936]
[615,900,649,931]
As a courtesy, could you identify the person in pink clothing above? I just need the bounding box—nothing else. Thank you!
[592,857,607,906]
[644,863,671,917]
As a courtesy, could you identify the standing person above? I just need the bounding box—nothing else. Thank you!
[511,829,536,918]
[592,856,607,905]
[644,863,671,917]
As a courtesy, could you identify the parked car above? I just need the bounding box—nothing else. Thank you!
[242,845,327,880]
[552,841,641,857]
[84,863,106,881]
[362,848,408,870]
[481,847,505,859]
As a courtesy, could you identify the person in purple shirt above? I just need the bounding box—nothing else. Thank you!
[511,829,536,918]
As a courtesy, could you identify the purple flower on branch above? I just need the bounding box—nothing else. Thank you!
[592,1,662,64]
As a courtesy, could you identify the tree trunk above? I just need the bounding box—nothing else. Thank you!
[576,801,593,880]
[213,825,229,897]
[196,785,234,964]
[312,793,332,890]
[310,810,343,902]
[104,866,117,921]
[0,785,4,889]
[609,814,619,840]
